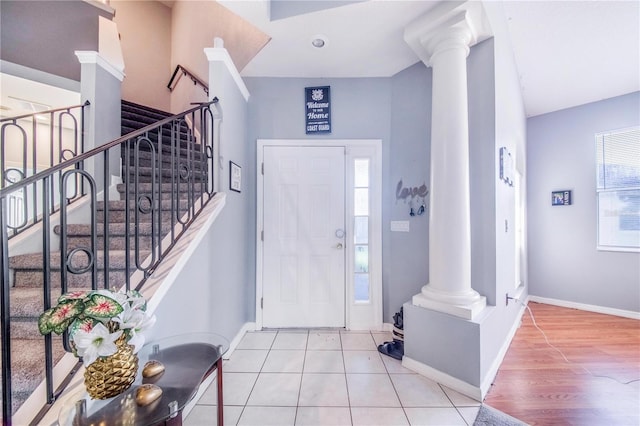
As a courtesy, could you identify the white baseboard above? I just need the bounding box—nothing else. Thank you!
[529,295,640,320]
[402,356,483,402]
[225,322,257,359]
[480,301,527,399]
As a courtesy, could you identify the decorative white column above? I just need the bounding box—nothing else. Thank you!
[404,2,490,319]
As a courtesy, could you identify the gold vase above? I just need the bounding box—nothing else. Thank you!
[84,335,139,399]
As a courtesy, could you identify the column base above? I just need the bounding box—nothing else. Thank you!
[412,287,486,320]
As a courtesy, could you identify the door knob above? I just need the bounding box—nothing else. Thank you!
[335,243,343,249]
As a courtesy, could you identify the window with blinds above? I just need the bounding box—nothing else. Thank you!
[596,127,640,251]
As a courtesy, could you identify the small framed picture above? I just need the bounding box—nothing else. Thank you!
[230,161,241,193]
[551,190,571,206]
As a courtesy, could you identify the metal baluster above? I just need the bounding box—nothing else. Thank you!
[1,194,12,424]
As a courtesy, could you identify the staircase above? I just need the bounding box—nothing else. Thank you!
[2,100,212,422]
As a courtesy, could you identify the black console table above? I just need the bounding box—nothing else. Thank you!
[59,333,228,425]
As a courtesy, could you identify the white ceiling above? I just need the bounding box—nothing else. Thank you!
[219,0,640,117]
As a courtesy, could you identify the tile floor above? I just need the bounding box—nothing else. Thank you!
[184,330,481,426]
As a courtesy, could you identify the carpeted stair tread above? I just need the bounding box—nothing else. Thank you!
[0,338,67,394]
[9,287,88,318]
[116,182,206,194]
[54,222,155,237]
[125,163,207,179]
[125,149,207,166]
[121,120,193,142]
[122,99,173,119]
[13,269,128,289]
[97,198,191,213]
[120,131,203,154]
[8,250,150,271]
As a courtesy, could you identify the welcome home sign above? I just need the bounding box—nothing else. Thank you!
[305,86,331,134]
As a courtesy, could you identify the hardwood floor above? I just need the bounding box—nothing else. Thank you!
[484,302,640,426]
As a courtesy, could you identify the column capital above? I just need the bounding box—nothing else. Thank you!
[404,1,492,67]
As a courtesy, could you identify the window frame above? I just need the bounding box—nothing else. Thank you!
[595,126,640,253]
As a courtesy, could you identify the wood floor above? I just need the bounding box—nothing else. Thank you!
[484,302,640,426]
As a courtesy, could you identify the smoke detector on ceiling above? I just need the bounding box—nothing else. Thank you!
[311,35,328,49]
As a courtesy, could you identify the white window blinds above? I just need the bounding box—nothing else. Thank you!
[596,127,640,251]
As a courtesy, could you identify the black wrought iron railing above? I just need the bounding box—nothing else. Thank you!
[168,64,209,96]
[0,101,90,239]
[0,98,219,425]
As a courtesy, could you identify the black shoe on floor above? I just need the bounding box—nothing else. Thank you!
[377,340,404,361]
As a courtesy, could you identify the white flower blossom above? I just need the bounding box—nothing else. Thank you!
[73,323,123,367]
[113,303,156,353]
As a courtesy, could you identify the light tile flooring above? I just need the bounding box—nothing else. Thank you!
[185,330,481,426]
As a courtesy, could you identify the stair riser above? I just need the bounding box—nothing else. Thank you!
[127,152,209,168]
[9,322,69,341]
[64,235,155,252]
[97,210,180,223]
[119,190,206,203]
[12,269,128,289]
[120,132,202,153]
[121,122,192,141]
[98,198,191,213]
[122,100,173,119]
[116,184,207,198]
[126,168,208,181]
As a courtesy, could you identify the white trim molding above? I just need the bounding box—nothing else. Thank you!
[75,50,125,82]
[480,300,527,398]
[529,295,640,320]
[256,139,383,331]
[204,42,250,101]
[403,356,483,402]
[403,297,527,403]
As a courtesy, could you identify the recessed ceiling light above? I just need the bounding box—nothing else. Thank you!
[311,35,328,49]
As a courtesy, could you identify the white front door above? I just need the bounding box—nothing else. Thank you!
[262,146,345,328]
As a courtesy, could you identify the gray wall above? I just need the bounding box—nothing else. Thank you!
[387,63,432,319]
[245,76,394,319]
[0,1,110,81]
[244,40,517,324]
[153,61,253,342]
[527,92,640,312]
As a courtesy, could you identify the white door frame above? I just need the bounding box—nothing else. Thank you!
[256,139,383,330]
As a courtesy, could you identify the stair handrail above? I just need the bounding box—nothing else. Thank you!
[1,98,219,425]
[1,101,91,239]
[167,64,209,96]
[0,101,89,124]
[0,99,217,198]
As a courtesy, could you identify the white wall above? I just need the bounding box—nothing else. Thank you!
[527,92,640,313]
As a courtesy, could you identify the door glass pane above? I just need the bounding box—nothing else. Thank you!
[354,273,369,302]
[354,188,369,215]
[355,245,368,273]
[354,159,369,187]
[354,216,368,244]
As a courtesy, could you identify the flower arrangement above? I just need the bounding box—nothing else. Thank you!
[38,288,156,367]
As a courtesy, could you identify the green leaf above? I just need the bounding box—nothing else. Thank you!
[39,300,84,334]
[68,317,98,340]
[58,290,89,304]
[84,293,123,319]
[38,308,55,335]
[52,318,74,335]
